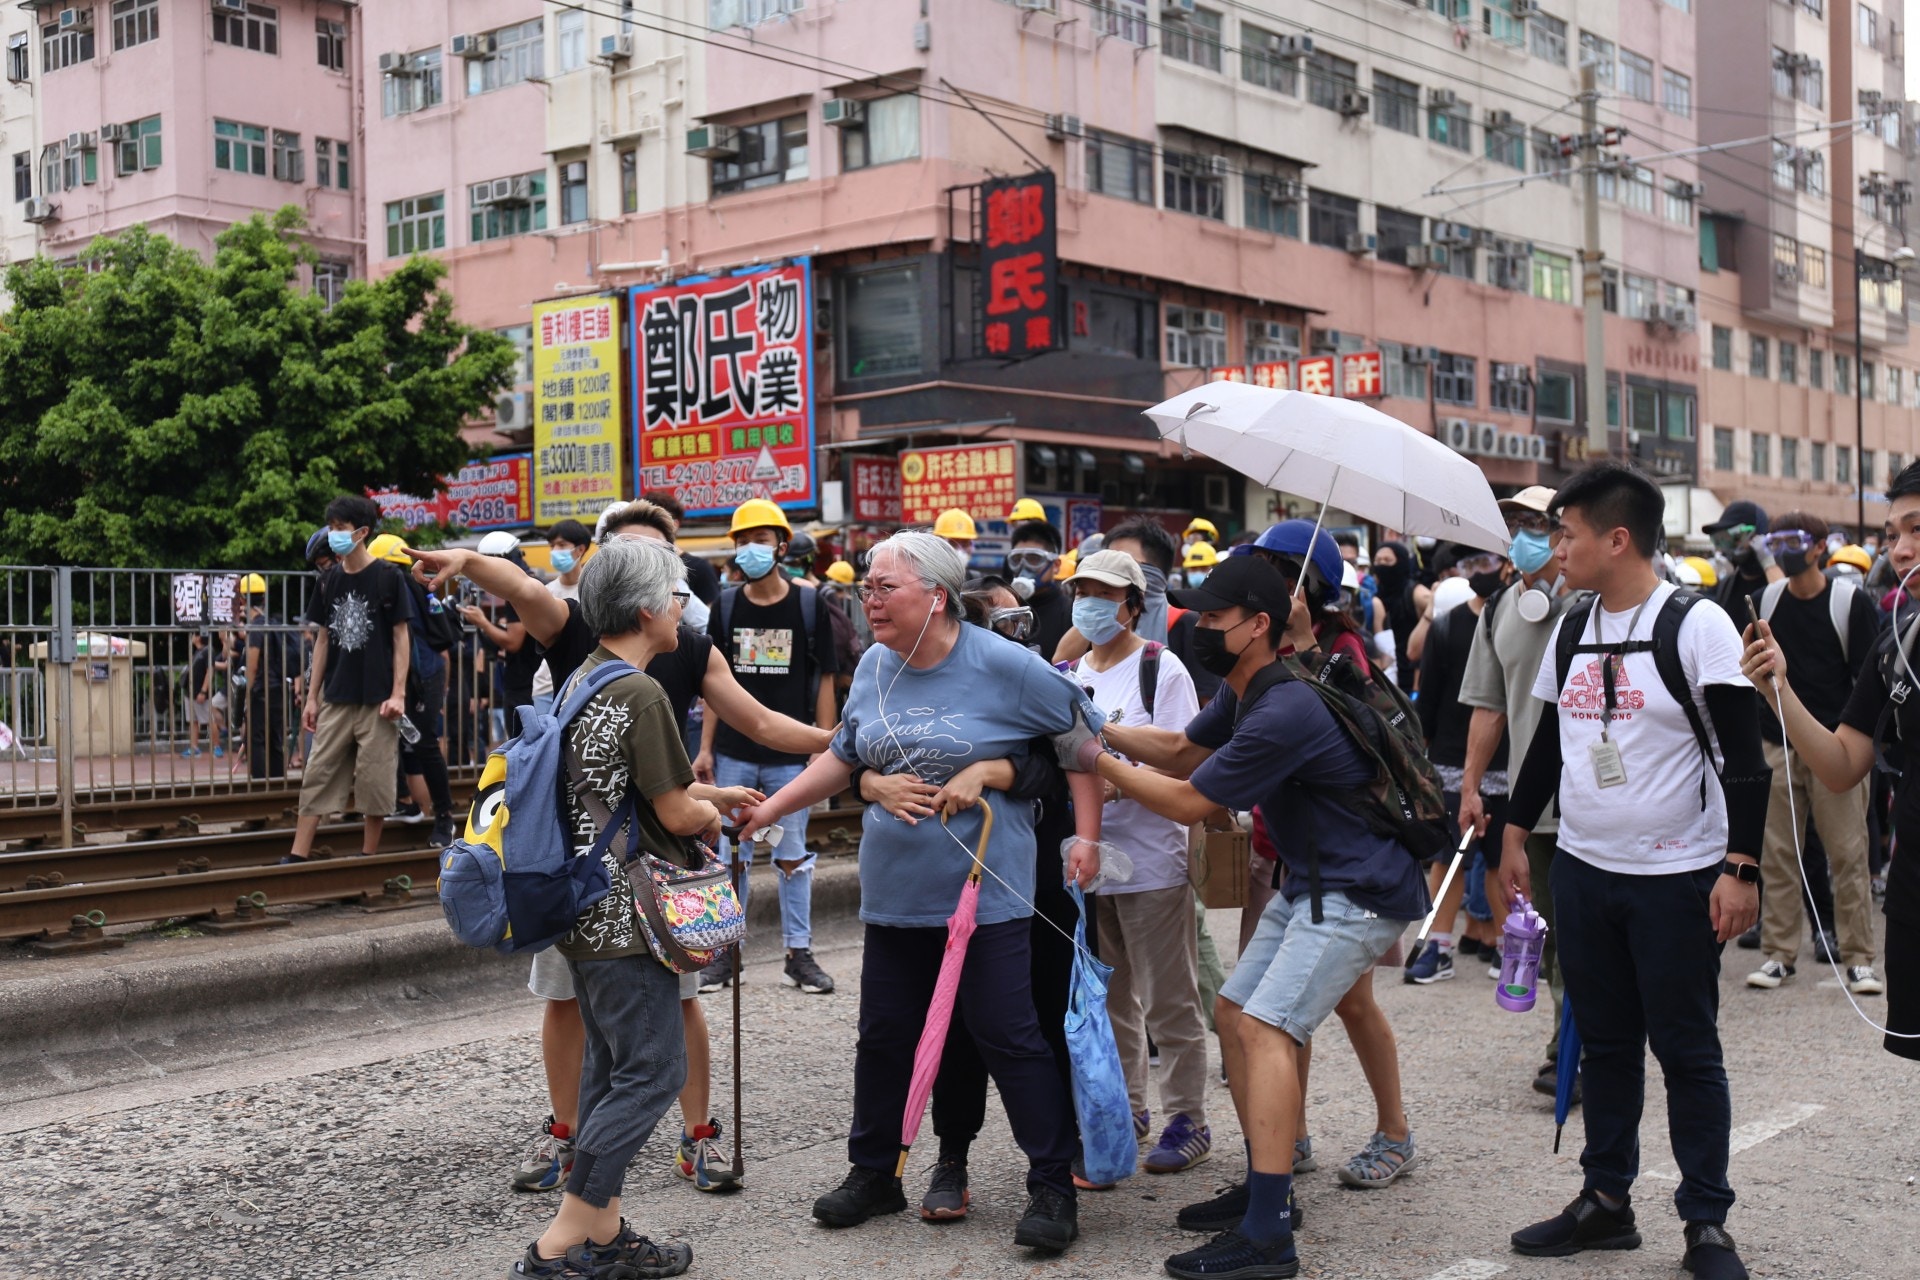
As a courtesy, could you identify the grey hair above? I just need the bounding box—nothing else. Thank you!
[870,528,966,620]
[579,536,685,637]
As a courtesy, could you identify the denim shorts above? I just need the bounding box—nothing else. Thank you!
[1219,890,1409,1043]
[529,946,697,1001]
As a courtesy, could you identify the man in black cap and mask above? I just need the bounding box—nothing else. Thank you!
[1701,501,1782,613]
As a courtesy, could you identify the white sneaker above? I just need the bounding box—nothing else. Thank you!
[1847,965,1886,996]
[1746,959,1794,989]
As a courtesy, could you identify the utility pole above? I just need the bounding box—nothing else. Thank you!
[1579,63,1607,457]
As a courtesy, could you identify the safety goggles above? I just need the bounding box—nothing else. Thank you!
[988,606,1034,641]
[1758,529,1817,557]
[1505,510,1553,535]
[1006,549,1056,575]
[1709,523,1757,552]
[1457,552,1506,576]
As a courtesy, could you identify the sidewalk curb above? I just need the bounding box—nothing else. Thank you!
[1,857,861,1076]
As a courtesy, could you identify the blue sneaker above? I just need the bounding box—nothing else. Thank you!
[1135,1107,1152,1140]
[675,1120,741,1192]
[1146,1113,1213,1173]
[1403,941,1454,985]
[1164,1229,1299,1279]
[179,746,202,758]
[511,1115,574,1193]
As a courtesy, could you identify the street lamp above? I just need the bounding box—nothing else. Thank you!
[1856,241,1917,538]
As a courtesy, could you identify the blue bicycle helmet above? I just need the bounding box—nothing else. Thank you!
[1244,519,1343,608]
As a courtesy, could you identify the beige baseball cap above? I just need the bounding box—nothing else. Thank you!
[1070,549,1147,591]
[1498,485,1556,515]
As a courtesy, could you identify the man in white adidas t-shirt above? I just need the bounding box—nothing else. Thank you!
[1497,462,1766,1280]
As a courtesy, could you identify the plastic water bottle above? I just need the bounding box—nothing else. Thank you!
[397,714,421,745]
[1496,897,1549,1013]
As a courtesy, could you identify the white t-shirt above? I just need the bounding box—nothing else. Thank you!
[1072,642,1201,894]
[1529,582,1750,876]
[531,575,583,699]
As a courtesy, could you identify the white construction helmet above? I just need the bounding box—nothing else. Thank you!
[477,531,521,557]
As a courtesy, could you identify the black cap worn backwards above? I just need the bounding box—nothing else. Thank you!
[1167,554,1292,624]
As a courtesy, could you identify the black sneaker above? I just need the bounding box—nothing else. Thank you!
[429,814,458,849]
[1532,1062,1558,1096]
[1681,1221,1750,1280]
[921,1158,970,1221]
[697,953,735,994]
[783,947,835,994]
[813,1165,907,1228]
[1735,922,1761,950]
[1174,1183,1303,1235]
[1511,1190,1642,1258]
[1811,929,1839,965]
[392,802,426,824]
[1012,1185,1078,1252]
[581,1220,693,1279]
[1164,1229,1299,1279]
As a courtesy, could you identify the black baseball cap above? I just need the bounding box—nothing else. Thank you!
[1703,500,1768,535]
[1168,554,1291,623]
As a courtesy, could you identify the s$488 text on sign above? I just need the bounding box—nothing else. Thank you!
[629,260,816,518]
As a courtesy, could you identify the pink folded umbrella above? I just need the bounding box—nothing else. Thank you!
[894,800,995,1178]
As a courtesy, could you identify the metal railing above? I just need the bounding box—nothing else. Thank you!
[0,565,509,847]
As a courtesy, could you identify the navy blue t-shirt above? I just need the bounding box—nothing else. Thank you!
[1187,671,1430,921]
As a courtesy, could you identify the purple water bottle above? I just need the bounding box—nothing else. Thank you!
[1496,897,1549,1013]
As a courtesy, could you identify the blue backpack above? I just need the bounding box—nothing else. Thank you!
[437,659,639,954]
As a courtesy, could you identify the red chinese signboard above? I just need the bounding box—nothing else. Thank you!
[978,172,1060,358]
[1208,366,1248,382]
[1341,350,1385,399]
[1250,361,1294,390]
[899,444,1019,526]
[628,259,816,518]
[1296,355,1336,396]
[849,455,903,524]
[369,454,534,531]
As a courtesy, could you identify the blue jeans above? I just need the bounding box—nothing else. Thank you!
[715,755,814,949]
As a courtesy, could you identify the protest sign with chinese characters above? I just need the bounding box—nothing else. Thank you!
[977,172,1060,358]
[898,443,1020,526]
[370,455,534,531]
[532,298,623,523]
[629,260,816,518]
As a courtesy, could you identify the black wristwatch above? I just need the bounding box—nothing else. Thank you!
[1720,859,1760,884]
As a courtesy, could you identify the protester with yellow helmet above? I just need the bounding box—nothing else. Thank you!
[1182,540,1218,588]
[1183,518,1219,549]
[933,508,978,555]
[1828,544,1873,574]
[825,560,856,585]
[1681,555,1719,589]
[1009,497,1048,523]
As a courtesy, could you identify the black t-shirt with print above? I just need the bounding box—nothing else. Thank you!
[1748,580,1879,742]
[303,561,407,706]
[708,584,836,766]
[538,599,712,729]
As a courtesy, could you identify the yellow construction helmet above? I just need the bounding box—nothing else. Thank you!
[1008,497,1047,522]
[1183,541,1219,570]
[825,560,855,585]
[933,509,978,541]
[367,533,410,565]
[1681,555,1719,588]
[1057,548,1078,580]
[729,498,792,537]
[1830,544,1873,572]
[1184,517,1220,541]
[238,572,269,594]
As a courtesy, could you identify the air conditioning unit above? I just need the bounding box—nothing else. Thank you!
[1432,221,1474,246]
[1662,302,1698,332]
[58,8,92,32]
[1277,34,1313,57]
[1472,227,1501,248]
[509,174,536,203]
[1774,260,1800,282]
[98,122,125,143]
[22,197,55,223]
[212,0,247,11]
[1205,155,1231,176]
[1161,0,1196,17]
[472,180,501,208]
[1514,0,1543,15]
[451,33,496,59]
[686,123,741,159]
[1405,244,1452,270]
[1487,109,1515,130]
[1441,417,1472,452]
[1346,231,1378,256]
[1044,113,1084,141]
[495,392,531,432]
[822,98,867,128]
[1336,90,1371,118]
[378,51,414,74]
[1268,176,1306,201]
[1403,345,1438,366]
[1675,180,1704,201]
[1429,87,1459,108]
[599,33,633,61]
[66,131,95,153]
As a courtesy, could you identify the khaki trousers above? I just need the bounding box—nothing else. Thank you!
[1096,885,1210,1126]
[1760,739,1875,967]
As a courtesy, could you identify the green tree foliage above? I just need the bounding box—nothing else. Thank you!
[0,208,515,568]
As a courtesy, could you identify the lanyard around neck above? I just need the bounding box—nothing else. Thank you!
[1591,588,1658,742]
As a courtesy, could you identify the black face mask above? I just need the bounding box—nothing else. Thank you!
[1191,617,1254,677]
[1778,551,1812,578]
[1469,570,1505,599]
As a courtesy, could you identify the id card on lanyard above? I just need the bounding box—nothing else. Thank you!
[1587,593,1655,789]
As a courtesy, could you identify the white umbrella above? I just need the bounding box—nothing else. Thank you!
[1145,381,1512,555]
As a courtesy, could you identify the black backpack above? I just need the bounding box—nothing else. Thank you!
[1236,657,1454,923]
[1552,588,1717,810]
[1869,613,1920,773]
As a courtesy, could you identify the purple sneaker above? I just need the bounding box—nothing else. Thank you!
[1145,1113,1213,1174]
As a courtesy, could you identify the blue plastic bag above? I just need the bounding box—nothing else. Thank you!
[1064,884,1137,1186]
